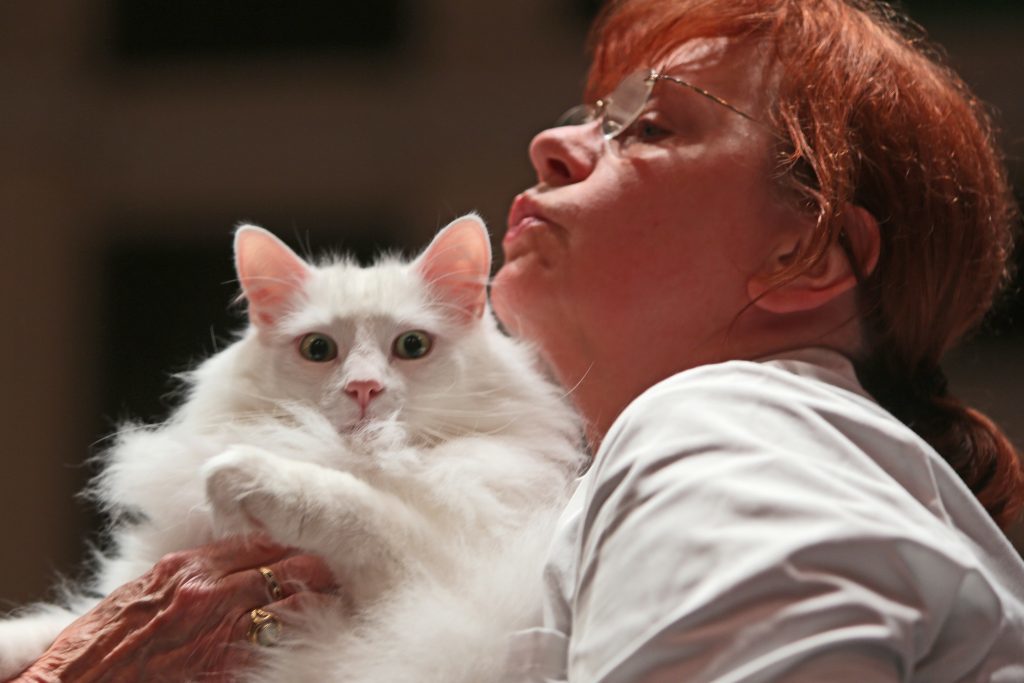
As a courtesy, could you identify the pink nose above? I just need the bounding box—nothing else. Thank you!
[345,380,384,413]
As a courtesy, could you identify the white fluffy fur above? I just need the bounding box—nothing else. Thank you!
[0,216,583,681]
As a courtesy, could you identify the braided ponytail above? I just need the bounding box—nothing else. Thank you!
[857,354,1024,530]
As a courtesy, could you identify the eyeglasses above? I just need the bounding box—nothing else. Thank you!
[556,68,762,141]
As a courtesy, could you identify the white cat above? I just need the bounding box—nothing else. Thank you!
[0,215,584,682]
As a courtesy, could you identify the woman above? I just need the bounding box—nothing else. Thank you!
[492,0,1024,678]
[11,0,1024,680]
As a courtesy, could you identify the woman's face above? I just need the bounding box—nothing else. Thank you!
[491,38,809,424]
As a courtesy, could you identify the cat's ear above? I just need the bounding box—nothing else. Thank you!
[414,214,491,321]
[234,225,311,328]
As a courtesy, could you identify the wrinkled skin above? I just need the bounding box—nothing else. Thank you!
[11,536,337,683]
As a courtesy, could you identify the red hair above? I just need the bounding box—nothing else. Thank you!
[587,0,1024,529]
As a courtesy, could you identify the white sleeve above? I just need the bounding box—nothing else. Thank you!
[565,374,970,682]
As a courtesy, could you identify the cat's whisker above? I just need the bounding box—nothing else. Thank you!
[403,405,538,418]
[207,327,223,353]
[424,298,484,320]
[433,413,524,439]
[559,361,595,401]
[404,412,535,441]
[90,431,125,449]
[413,388,518,402]
[473,417,526,437]
[91,420,167,447]
[410,424,454,442]
[414,389,550,405]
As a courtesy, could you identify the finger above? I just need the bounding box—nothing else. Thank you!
[267,590,347,618]
[231,592,348,646]
[202,534,296,575]
[232,604,284,650]
[267,554,338,596]
[264,591,350,634]
[145,536,293,593]
[224,553,338,607]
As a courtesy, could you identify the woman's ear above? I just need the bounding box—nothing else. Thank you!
[747,205,880,314]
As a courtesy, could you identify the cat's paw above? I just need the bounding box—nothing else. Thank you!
[202,446,285,536]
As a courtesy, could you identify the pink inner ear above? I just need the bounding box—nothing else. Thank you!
[234,225,310,328]
[415,216,491,321]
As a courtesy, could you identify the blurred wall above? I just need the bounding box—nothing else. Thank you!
[1,0,1021,611]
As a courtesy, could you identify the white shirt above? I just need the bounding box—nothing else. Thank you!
[509,349,1024,682]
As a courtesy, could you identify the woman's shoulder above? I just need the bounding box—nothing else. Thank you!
[571,350,1024,677]
[590,349,989,551]
[602,348,908,473]
[624,348,882,422]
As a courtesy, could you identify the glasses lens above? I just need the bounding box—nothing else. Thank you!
[556,103,599,128]
[601,70,655,138]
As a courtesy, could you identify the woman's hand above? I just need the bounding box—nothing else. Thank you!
[12,536,337,683]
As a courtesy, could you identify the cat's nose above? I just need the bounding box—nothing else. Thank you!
[345,379,384,413]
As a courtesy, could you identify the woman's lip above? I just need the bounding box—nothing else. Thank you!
[504,194,554,249]
[504,215,544,244]
[504,216,552,260]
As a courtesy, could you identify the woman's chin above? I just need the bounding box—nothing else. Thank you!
[491,261,543,338]
[493,264,576,360]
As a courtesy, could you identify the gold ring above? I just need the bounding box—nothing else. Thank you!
[258,566,285,601]
[247,608,282,647]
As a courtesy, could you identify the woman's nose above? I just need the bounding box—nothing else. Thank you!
[528,123,600,187]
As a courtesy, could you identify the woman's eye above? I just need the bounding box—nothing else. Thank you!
[620,116,672,144]
[634,118,672,141]
[298,333,338,362]
[393,330,432,359]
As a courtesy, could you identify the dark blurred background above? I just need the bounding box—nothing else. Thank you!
[1,1,1022,607]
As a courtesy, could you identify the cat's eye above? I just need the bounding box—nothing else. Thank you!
[298,333,338,362]
[393,330,432,359]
